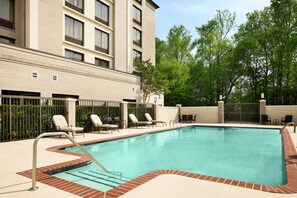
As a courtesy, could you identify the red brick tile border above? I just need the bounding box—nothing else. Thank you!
[18,128,297,197]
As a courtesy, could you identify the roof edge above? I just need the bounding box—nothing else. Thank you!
[147,0,159,9]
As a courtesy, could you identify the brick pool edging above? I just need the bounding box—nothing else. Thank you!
[18,128,297,198]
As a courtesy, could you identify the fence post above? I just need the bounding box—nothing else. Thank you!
[121,102,128,129]
[65,98,76,127]
[259,99,266,124]
[218,101,224,123]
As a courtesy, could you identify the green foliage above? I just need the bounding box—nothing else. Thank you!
[156,25,196,106]
[156,2,297,105]
[157,59,195,106]
[0,105,65,142]
[76,105,120,131]
[134,60,168,103]
[127,104,153,127]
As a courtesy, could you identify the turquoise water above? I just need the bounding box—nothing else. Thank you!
[53,126,286,191]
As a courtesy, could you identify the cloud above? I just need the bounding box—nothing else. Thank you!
[166,2,213,15]
[226,0,270,14]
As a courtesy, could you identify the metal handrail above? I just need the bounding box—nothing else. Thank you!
[29,132,108,191]
[280,122,296,134]
[169,120,181,127]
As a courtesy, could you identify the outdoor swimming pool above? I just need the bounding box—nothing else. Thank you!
[52,126,286,192]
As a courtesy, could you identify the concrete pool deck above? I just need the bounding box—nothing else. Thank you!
[0,124,297,198]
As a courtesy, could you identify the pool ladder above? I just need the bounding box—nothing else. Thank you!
[29,132,108,191]
[169,120,181,127]
[280,122,296,134]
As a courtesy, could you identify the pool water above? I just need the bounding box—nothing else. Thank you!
[53,126,286,191]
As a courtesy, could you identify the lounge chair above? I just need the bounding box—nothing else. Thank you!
[114,116,126,129]
[129,114,152,128]
[145,113,167,126]
[52,115,84,138]
[281,115,293,125]
[90,114,119,133]
[261,114,271,125]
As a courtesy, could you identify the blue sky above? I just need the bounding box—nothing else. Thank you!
[154,0,271,40]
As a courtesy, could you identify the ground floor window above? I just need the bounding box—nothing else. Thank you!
[95,58,109,68]
[65,49,84,61]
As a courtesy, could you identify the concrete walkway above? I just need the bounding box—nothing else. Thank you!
[0,124,296,198]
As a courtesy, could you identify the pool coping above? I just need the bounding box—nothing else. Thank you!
[18,127,297,198]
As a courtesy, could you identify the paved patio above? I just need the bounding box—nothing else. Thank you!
[0,124,296,198]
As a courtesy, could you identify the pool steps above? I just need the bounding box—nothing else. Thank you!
[65,169,131,190]
[29,132,109,191]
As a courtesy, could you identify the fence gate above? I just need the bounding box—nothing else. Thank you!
[224,103,259,123]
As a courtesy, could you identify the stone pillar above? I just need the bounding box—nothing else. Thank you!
[121,102,128,129]
[65,98,76,127]
[176,104,182,121]
[153,104,158,120]
[218,101,224,123]
[259,100,266,124]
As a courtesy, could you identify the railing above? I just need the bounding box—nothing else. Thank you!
[127,102,153,127]
[0,95,66,142]
[29,132,108,191]
[76,99,121,130]
[280,122,296,134]
[169,120,181,127]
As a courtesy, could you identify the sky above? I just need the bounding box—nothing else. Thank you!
[154,0,271,40]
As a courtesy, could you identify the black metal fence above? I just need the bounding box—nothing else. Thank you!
[76,100,121,131]
[0,95,65,142]
[127,103,153,127]
[0,94,155,142]
[224,103,259,123]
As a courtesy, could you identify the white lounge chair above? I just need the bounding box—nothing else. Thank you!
[129,114,152,128]
[90,114,119,133]
[145,113,167,126]
[52,115,84,138]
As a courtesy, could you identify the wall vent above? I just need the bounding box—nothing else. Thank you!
[31,71,38,80]
[52,74,58,82]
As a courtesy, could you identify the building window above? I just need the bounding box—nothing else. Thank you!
[133,49,142,64]
[95,58,109,68]
[65,15,84,46]
[65,49,84,61]
[133,6,141,25]
[0,36,14,44]
[0,0,14,29]
[95,0,109,26]
[65,0,84,13]
[95,29,109,54]
[133,28,142,46]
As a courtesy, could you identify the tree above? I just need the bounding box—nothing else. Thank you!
[155,25,195,106]
[134,60,168,104]
[165,25,195,64]
[157,59,194,106]
[192,10,237,105]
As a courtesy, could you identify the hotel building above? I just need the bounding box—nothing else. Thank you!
[0,0,163,104]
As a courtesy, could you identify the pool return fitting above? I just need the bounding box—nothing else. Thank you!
[29,132,108,191]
